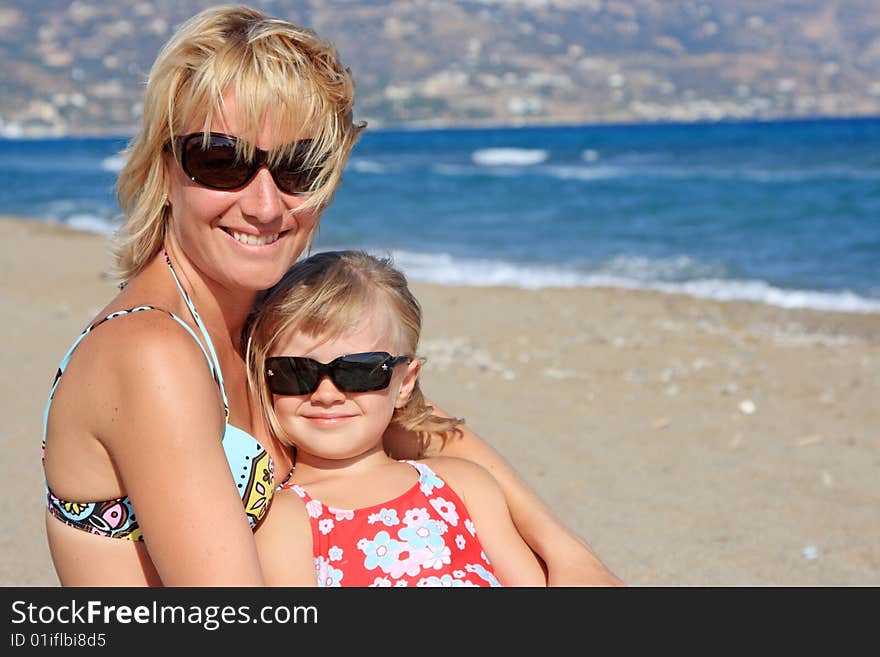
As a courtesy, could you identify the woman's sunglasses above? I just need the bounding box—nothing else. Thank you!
[171,132,323,195]
[266,352,412,395]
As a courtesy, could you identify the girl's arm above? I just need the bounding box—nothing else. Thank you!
[425,456,546,586]
[384,402,624,587]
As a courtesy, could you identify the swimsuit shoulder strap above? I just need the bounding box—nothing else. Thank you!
[162,250,230,416]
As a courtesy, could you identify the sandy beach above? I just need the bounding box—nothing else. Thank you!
[3,214,878,587]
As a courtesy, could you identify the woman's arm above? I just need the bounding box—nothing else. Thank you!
[98,315,266,585]
[254,491,317,586]
[384,402,624,586]
[426,456,546,586]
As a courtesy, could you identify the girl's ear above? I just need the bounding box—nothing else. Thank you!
[395,358,421,408]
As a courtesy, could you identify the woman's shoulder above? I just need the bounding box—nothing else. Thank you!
[61,303,219,425]
[73,303,206,370]
[48,300,227,461]
[414,456,499,495]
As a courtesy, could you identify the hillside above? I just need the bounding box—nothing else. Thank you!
[1,0,879,136]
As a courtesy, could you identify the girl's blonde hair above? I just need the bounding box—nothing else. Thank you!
[114,4,365,280]
[246,250,462,450]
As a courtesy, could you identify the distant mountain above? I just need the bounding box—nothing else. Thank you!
[1,0,878,136]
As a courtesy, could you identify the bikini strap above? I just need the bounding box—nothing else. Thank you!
[162,250,231,418]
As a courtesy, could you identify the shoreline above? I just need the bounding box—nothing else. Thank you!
[3,215,878,586]
[4,214,879,317]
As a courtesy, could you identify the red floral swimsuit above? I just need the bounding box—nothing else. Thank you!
[281,460,502,587]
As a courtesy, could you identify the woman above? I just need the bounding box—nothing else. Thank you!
[41,4,621,586]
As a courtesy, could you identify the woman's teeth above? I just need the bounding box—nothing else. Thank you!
[230,230,279,246]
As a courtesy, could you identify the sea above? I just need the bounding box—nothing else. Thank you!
[1,117,878,313]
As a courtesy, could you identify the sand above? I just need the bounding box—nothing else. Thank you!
[3,215,878,586]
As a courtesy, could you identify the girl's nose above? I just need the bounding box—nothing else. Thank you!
[309,375,345,404]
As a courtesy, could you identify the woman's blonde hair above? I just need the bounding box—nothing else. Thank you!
[246,250,462,449]
[114,4,365,280]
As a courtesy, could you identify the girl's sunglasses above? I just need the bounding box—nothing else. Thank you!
[265,352,412,395]
[171,132,322,195]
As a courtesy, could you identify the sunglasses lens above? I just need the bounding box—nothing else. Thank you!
[333,353,393,392]
[271,141,322,195]
[266,357,320,395]
[182,134,253,190]
[272,167,320,195]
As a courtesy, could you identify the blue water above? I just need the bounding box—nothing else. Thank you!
[1,118,878,312]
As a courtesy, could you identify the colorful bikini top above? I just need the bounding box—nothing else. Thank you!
[41,252,289,541]
[283,460,502,587]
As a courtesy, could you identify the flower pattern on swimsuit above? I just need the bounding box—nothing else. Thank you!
[282,460,502,587]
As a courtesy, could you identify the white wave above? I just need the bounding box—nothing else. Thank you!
[432,163,526,178]
[543,164,625,181]
[737,166,880,183]
[451,155,880,183]
[654,279,880,314]
[64,214,117,236]
[349,159,386,174]
[601,255,728,281]
[45,199,83,216]
[471,148,548,166]
[361,249,880,314]
[433,162,623,181]
[101,154,127,173]
[597,162,880,183]
[385,250,588,288]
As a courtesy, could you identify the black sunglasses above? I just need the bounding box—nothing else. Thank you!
[266,352,412,395]
[171,132,323,195]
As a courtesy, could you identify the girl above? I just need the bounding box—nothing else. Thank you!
[248,251,548,586]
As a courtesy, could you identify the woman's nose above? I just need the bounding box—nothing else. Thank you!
[239,165,285,223]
